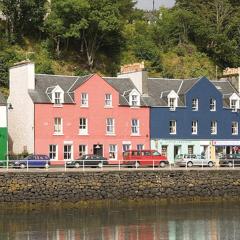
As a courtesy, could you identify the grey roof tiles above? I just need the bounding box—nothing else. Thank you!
[27,73,238,109]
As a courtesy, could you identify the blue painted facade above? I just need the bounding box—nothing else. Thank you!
[150,77,240,140]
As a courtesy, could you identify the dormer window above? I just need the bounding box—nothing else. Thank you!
[167,90,178,111]
[81,93,88,107]
[51,86,64,106]
[129,89,140,107]
[231,99,237,112]
[169,98,176,110]
[54,92,61,104]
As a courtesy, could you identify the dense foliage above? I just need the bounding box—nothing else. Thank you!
[0,0,239,93]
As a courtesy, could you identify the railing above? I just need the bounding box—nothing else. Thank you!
[0,158,240,172]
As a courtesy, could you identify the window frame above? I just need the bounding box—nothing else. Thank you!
[79,144,87,157]
[105,93,112,107]
[81,92,88,107]
[54,117,63,134]
[131,119,140,135]
[192,121,198,135]
[106,118,115,135]
[64,144,73,160]
[232,121,238,135]
[109,144,117,160]
[169,120,176,134]
[49,144,58,160]
[211,121,217,135]
[79,118,88,135]
[210,98,216,111]
[192,98,199,111]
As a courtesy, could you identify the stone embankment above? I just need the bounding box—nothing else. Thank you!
[0,170,239,202]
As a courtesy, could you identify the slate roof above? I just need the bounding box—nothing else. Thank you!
[146,78,200,106]
[29,74,92,103]
[27,73,239,109]
[0,92,6,105]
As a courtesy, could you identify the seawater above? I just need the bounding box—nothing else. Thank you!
[0,201,239,240]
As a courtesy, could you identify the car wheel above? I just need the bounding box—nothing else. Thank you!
[20,163,26,169]
[135,161,140,168]
[228,162,233,167]
[208,161,213,167]
[45,163,49,169]
[159,161,166,168]
[98,162,103,168]
[75,162,80,168]
[187,161,193,168]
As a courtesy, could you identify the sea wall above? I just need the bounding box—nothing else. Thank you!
[0,170,240,202]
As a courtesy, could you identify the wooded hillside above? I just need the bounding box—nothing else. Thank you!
[0,0,239,95]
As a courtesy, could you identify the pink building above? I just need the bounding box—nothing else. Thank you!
[8,61,150,163]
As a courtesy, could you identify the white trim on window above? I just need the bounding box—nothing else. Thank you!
[79,144,88,157]
[64,144,73,160]
[109,144,117,160]
[54,117,63,135]
[105,93,112,107]
[106,118,115,135]
[131,119,140,135]
[169,120,176,134]
[192,98,199,111]
[192,121,198,135]
[49,144,58,160]
[79,118,88,135]
[210,98,216,111]
[81,93,88,107]
[211,121,217,135]
[232,122,238,135]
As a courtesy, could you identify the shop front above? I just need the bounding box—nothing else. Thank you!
[212,141,240,159]
[151,139,211,164]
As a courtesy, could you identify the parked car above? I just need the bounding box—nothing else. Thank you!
[122,150,169,168]
[219,154,240,167]
[9,155,51,169]
[66,154,109,168]
[175,154,214,167]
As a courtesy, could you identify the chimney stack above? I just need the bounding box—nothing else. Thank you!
[118,62,148,95]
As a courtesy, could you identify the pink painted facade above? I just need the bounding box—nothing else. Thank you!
[34,74,150,162]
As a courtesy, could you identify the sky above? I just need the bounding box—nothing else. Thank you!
[136,0,175,10]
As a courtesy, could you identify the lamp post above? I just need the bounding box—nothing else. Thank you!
[6,103,13,168]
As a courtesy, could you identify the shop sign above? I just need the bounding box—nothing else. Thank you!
[212,140,240,146]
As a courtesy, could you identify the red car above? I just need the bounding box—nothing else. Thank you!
[122,150,169,168]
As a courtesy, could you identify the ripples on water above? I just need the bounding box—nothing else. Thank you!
[0,202,240,240]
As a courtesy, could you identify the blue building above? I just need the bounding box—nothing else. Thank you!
[148,77,240,163]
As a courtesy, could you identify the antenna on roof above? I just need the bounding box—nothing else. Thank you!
[153,0,155,11]
[216,65,218,80]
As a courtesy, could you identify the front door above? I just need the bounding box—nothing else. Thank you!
[93,144,103,156]
[174,145,181,159]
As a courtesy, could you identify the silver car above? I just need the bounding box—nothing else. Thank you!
[175,154,214,167]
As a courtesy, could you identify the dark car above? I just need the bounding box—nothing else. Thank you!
[66,154,108,168]
[219,154,240,167]
[10,155,51,169]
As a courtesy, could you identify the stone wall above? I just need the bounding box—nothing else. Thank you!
[0,170,240,202]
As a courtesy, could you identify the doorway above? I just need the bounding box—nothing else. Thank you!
[174,145,181,159]
[93,144,103,156]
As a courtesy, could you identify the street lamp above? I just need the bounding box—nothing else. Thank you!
[6,103,13,166]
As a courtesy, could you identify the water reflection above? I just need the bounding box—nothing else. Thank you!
[0,202,240,240]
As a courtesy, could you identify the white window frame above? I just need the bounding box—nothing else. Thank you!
[109,144,117,160]
[169,120,176,134]
[192,98,198,111]
[106,118,115,135]
[210,98,216,111]
[169,98,176,110]
[64,144,73,160]
[52,85,64,105]
[81,93,88,107]
[211,121,217,135]
[79,118,88,135]
[105,94,112,107]
[131,119,140,135]
[231,99,237,112]
[232,122,238,135]
[129,89,140,107]
[79,145,87,157]
[49,144,58,160]
[54,117,63,134]
[192,121,198,135]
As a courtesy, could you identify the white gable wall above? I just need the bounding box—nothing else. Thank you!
[8,62,35,154]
